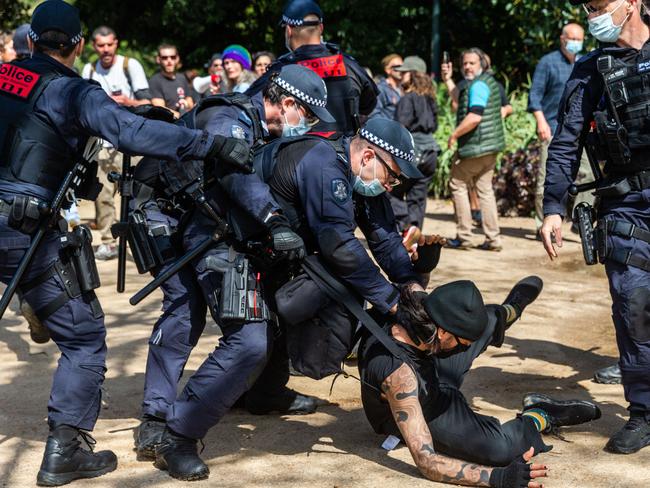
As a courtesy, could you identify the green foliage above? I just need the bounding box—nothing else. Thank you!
[0,0,29,32]
[432,83,537,197]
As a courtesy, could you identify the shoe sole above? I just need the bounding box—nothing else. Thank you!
[36,461,117,486]
[522,393,601,426]
[154,458,209,481]
[593,376,623,385]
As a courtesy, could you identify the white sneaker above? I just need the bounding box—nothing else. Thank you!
[95,243,118,261]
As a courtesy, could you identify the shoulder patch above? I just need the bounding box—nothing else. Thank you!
[238,111,252,127]
[0,64,40,99]
[331,178,351,204]
[231,124,247,139]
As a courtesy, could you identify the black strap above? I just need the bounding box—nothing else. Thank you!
[608,247,650,272]
[301,255,414,368]
[607,220,650,244]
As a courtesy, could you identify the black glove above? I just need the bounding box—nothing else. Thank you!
[489,457,532,488]
[206,134,254,174]
[267,215,306,262]
[412,241,442,273]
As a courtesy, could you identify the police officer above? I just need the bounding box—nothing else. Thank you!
[245,117,446,414]
[0,1,252,485]
[541,0,650,454]
[139,65,335,482]
[246,0,378,135]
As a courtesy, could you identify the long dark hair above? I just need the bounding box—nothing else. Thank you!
[395,286,437,345]
[403,71,436,101]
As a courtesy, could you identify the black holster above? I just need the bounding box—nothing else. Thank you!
[573,202,598,266]
[60,225,101,292]
[127,209,177,274]
[8,196,44,235]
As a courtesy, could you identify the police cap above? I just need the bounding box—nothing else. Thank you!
[423,280,489,342]
[29,0,82,48]
[280,0,323,27]
[273,64,335,124]
[360,118,423,179]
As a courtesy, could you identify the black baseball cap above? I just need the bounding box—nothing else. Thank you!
[280,0,323,26]
[423,280,489,342]
[273,64,335,123]
[360,118,423,179]
[29,0,82,48]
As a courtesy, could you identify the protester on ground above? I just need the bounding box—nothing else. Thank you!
[253,50,276,77]
[222,44,256,93]
[359,279,601,487]
[370,53,403,120]
[441,48,505,251]
[388,55,440,232]
[81,25,152,260]
[150,44,195,116]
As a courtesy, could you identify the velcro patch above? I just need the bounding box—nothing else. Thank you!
[231,125,246,139]
[331,178,350,204]
[0,64,40,99]
[297,54,347,79]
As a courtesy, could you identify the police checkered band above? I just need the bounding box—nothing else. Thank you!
[28,27,82,46]
[360,128,415,162]
[282,14,322,26]
[274,76,327,108]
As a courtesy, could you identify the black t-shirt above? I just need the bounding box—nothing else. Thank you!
[395,92,438,134]
[357,320,441,437]
[149,72,192,112]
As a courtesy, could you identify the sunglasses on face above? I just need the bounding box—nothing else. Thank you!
[160,55,178,61]
[582,0,622,15]
[371,149,402,188]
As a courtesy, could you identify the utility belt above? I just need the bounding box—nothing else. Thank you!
[574,202,650,272]
[593,171,650,198]
[125,209,179,275]
[18,224,102,322]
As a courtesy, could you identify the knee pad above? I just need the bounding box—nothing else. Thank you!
[628,287,650,343]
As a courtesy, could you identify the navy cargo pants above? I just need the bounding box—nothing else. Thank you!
[141,207,272,439]
[600,189,650,417]
[0,213,106,431]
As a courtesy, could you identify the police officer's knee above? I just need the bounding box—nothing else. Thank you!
[245,325,271,365]
[628,287,650,343]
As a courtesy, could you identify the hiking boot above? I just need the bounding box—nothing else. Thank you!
[605,413,650,454]
[134,416,166,461]
[446,238,472,250]
[21,298,50,344]
[522,393,601,432]
[37,425,117,486]
[491,276,543,347]
[476,241,503,252]
[593,364,622,385]
[246,387,318,415]
[94,243,118,261]
[154,428,209,481]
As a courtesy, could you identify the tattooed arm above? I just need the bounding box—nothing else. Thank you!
[382,363,492,486]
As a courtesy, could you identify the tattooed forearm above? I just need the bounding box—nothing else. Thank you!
[382,364,493,487]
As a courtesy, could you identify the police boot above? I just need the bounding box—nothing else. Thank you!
[154,427,209,481]
[593,363,622,385]
[37,425,117,486]
[492,276,543,347]
[246,387,318,415]
[605,413,650,454]
[21,298,50,344]
[522,393,601,432]
[134,415,166,461]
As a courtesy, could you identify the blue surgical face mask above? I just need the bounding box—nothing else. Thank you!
[565,39,583,55]
[282,106,310,137]
[588,0,631,43]
[353,158,386,197]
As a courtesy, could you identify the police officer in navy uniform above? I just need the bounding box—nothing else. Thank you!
[246,0,378,135]
[541,0,650,454]
[245,117,447,415]
[132,66,330,468]
[0,1,253,485]
[138,65,335,482]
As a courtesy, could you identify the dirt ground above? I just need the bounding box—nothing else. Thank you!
[1,198,649,488]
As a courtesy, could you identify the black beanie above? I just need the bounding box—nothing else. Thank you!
[422,280,488,341]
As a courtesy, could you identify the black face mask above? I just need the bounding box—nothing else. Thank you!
[434,334,472,359]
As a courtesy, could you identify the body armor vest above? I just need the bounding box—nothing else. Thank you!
[285,44,358,135]
[456,73,505,160]
[592,48,650,174]
[159,93,264,196]
[0,60,78,193]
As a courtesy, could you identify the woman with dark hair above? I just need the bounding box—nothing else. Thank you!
[253,51,276,77]
[357,278,601,487]
[391,56,440,234]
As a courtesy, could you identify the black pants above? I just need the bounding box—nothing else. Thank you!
[425,305,549,466]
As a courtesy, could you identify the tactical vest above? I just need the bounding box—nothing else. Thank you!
[591,48,650,174]
[0,61,79,193]
[286,44,359,135]
[159,92,265,196]
[456,73,505,160]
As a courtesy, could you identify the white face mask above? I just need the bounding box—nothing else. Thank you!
[588,0,631,43]
[353,158,386,197]
[282,105,310,137]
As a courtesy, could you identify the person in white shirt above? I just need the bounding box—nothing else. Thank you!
[81,25,152,260]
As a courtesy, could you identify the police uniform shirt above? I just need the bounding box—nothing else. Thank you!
[270,136,419,313]
[0,53,213,201]
[544,41,650,217]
